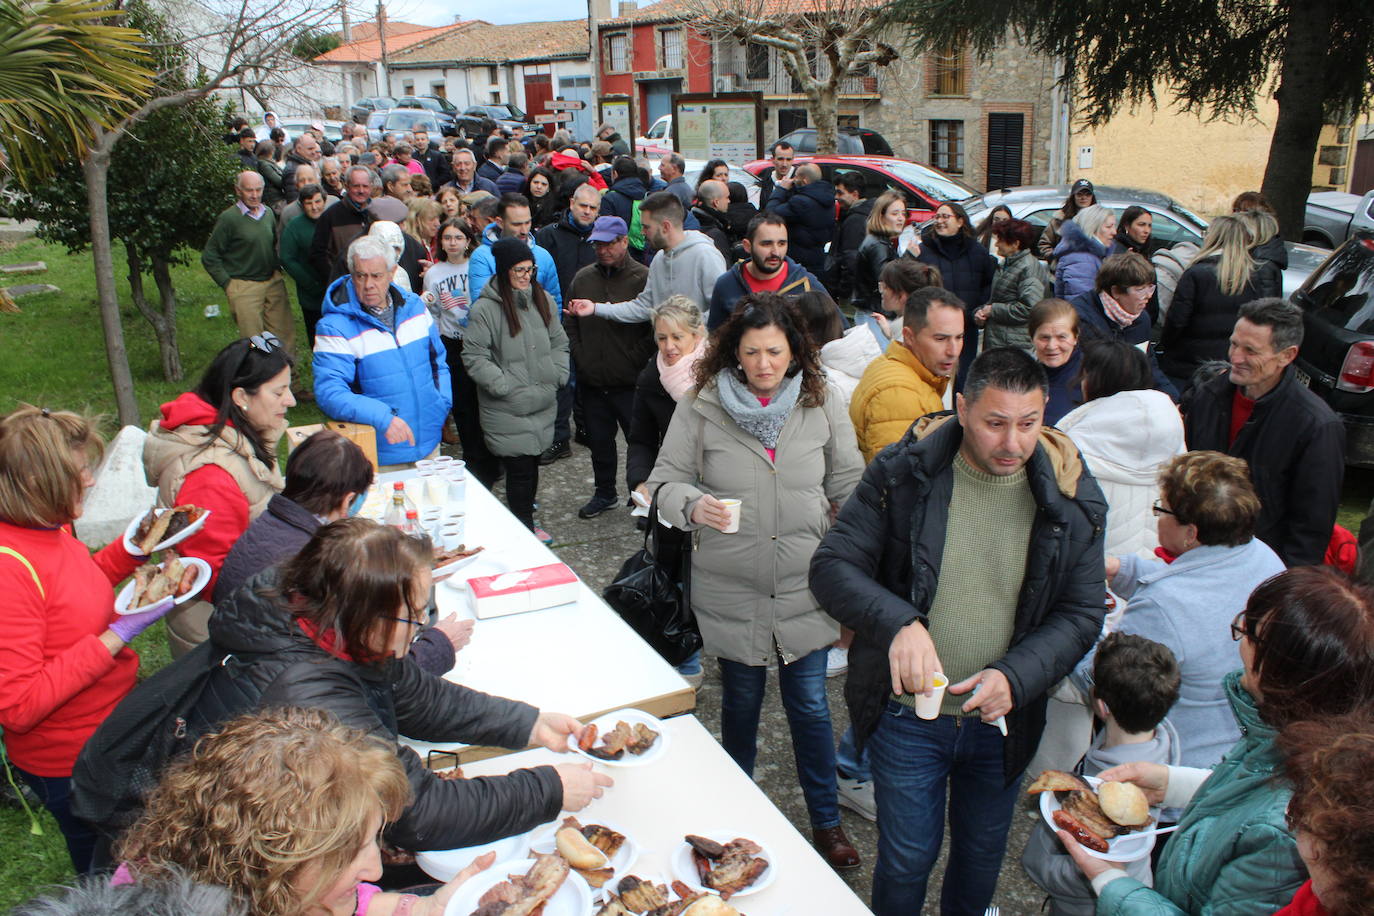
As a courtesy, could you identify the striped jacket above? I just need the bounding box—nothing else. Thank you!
[313,276,452,465]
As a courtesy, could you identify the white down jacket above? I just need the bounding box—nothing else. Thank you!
[1058,389,1185,558]
[819,325,883,406]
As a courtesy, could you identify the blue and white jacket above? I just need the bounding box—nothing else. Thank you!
[466,224,563,309]
[313,276,452,466]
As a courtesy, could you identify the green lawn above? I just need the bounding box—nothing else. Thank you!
[0,235,326,908]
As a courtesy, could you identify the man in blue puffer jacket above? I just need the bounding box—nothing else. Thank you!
[313,235,452,467]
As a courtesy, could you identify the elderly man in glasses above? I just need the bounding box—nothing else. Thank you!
[202,171,296,354]
[312,234,452,469]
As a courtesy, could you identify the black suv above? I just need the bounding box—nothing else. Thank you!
[454,104,536,138]
[350,95,394,124]
[1292,230,1374,465]
[395,95,459,135]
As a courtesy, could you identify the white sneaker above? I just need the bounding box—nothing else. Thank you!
[826,647,849,678]
[837,775,877,822]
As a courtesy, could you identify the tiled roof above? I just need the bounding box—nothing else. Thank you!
[315,21,478,64]
[390,19,589,65]
[601,0,694,26]
[342,21,431,42]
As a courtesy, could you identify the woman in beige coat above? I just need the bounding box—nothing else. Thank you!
[647,292,863,869]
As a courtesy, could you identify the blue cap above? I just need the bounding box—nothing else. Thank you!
[588,215,628,243]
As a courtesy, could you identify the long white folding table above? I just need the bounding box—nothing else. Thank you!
[443,713,874,915]
[374,469,695,763]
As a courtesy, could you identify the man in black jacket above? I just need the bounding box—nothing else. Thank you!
[412,128,453,188]
[567,216,652,519]
[829,172,875,300]
[763,162,835,279]
[689,179,735,262]
[1184,297,1344,567]
[810,348,1106,916]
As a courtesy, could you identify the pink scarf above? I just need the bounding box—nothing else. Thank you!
[657,337,707,402]
[1099,291,1138,328]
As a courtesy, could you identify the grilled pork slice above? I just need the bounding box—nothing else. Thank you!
[470,853,570,916]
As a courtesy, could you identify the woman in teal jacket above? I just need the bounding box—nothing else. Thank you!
[1056,566,1374,915]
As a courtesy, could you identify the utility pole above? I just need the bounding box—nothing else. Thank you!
[340,0,351,41]
[377,2,389,96]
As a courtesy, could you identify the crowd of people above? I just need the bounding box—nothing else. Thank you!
[3,112,1374,916]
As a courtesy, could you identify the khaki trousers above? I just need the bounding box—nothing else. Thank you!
[226,272,296,355]
[166,598,213,659]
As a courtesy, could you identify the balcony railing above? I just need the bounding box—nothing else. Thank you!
[715,45,883,97]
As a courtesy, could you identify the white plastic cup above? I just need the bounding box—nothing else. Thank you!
[720,498,742,534]
[432,455,454,468]
[415,459,436,472]
[440,519,465,549]
[426,476,450,506]
[913,672,949,720]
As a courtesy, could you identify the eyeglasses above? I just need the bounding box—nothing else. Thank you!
[1151,501,1176,518]
[1230,610,1259,644]
[388,615,422,630]
[510,265,536,276]
[249,332,281,354]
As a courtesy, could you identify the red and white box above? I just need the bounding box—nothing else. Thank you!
[467,563,580,619]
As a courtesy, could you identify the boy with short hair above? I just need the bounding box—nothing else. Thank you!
[1022,633,1182,915]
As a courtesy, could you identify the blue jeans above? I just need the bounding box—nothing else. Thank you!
[868,701,1021,916]
[718,648,839,830]
[836,724,872,782]
[15,765,95,874]
[676,649,702,676]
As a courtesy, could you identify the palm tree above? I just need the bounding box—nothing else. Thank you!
[0,0,152,187]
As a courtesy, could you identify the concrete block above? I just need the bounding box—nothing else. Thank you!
[75,425,157,549]
[0,261,46,274]
[5,283,59,298]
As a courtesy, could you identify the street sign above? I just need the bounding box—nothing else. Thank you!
[546,99,586,111]
[534,113,570,124]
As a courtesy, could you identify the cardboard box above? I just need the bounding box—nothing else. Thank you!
[285,421,379,470]
[468,563,579,619]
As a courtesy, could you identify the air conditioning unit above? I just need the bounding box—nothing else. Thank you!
[714,74,737,93]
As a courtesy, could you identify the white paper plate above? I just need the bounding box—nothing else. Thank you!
[415,830,531,883]
[114,557,211,615]
[670,831,777,899]
[433,547,487,580]
[570,708,669,768]
[1038,775,1157,862]
[528,818,640,880]
[440,553,510,591]
[123,507,211,555]
[441,856,591,916]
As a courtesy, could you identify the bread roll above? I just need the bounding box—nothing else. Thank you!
[1098,780,1150,826]
[555,826,608,869]
[682,897,740,916]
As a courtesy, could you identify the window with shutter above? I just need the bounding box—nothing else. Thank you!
[929,119,964,175]
[929,47,966,97]
[986,112,1025,190]
[745,42,769,80]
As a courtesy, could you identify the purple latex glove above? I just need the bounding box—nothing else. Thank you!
[109,595,176,643]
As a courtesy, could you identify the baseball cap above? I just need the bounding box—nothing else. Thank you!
[1071,178,1094,194]
[588,216,628,243]
[310,120,325,132]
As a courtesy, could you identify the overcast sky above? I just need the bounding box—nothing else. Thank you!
[385,0,589,27]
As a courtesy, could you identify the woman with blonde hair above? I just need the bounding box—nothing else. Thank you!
[627,295,708,505]
[403,197,443,262]
[1236,206,1288,273]
[118,707,493,916]
[0,406,174,873]
[852,190,908,313]
[1159,212,1281,390]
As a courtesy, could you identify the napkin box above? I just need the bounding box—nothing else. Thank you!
[467,563,579,618]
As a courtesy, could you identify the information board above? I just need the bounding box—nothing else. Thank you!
[598,96,634,147]
[671,92,764,164]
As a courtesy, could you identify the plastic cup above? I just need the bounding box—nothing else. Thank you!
[913,672,949,720]
[415,459,436,472]
[720,498,742,533]
[426,476,450,506]
[440,519,465,549]
[432,455,454,467]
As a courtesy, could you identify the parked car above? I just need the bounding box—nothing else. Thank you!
[453,103,537,138]
[744,154,977,226]
[369,108,443,143]
[1291,231,1374,465]
[254,118,346,145]
[395,95,459,136]
[681,156,761,206]
[962,184,1330,298]
[350,95,394,125]
[1303,190,1374,248]
[635,114,673,154]
[772,127,894,157]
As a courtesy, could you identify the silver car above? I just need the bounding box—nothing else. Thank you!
[962,184,1328,298]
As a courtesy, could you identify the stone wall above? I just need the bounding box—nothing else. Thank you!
[866,38,1058,192]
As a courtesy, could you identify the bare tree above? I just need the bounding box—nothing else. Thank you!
[81,0,344,424]
[684,0,901,155]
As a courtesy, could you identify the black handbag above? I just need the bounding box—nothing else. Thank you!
[602,483,702,666]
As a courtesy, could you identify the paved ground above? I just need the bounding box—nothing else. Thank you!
[473,435,1050,916]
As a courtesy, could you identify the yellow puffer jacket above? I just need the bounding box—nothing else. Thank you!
[848,340,950,463]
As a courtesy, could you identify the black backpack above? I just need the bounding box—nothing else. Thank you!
[71,641,258,837]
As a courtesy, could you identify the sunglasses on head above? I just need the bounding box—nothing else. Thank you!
[249,332,281,354]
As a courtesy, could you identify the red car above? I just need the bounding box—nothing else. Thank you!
[744,154,977,226]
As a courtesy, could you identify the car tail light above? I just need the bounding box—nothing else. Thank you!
[1338,340,1374,392]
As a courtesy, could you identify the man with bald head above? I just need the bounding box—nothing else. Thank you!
[201,171,295,351]
[690,178,735,261]
[282,132,322,204]
[764,160,836,277]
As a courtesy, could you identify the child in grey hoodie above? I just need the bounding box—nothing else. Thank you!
[1022,633,1182,916]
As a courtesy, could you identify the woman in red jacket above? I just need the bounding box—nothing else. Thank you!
[0,406,176,873]
[143,334,294,656]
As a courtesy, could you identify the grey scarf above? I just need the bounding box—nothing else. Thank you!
[715,368,802,450]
